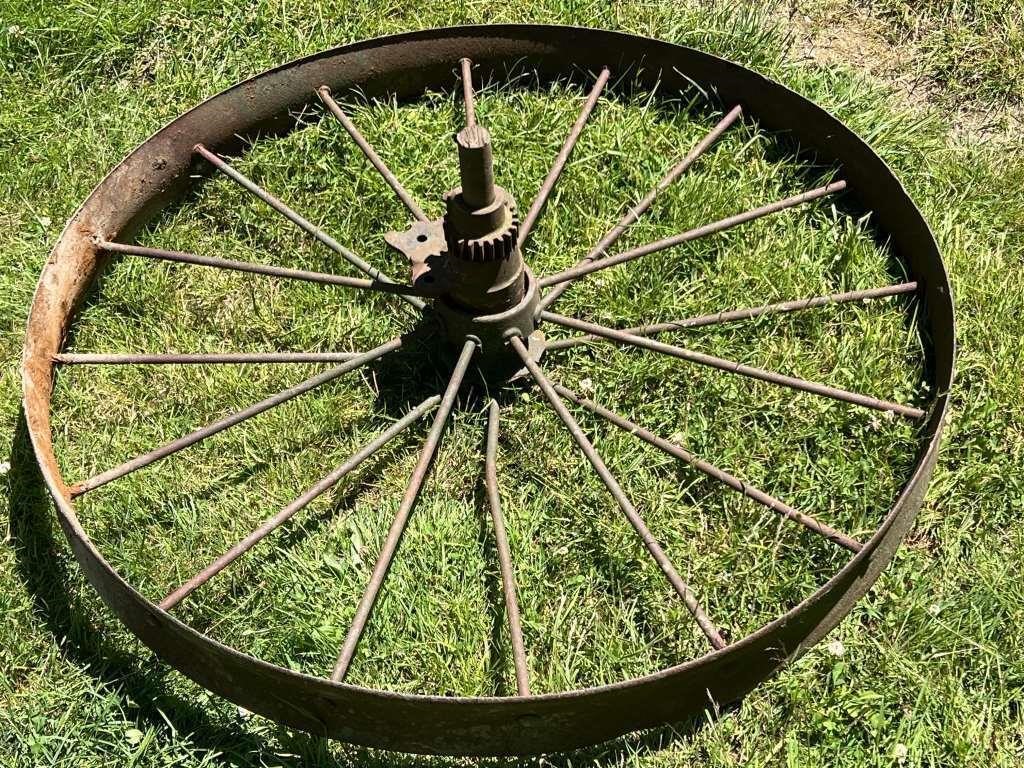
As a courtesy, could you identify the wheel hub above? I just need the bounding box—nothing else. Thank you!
[385,71,536,376]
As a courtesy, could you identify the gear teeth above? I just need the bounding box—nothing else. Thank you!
[446,208,520,263]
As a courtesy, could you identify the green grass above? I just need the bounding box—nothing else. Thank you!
[2,1,1023,766]
[867,0,1024,105]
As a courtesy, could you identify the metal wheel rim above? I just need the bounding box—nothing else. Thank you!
[20,24,955,756]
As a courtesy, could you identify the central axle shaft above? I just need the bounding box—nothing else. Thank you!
[443,123,525,313]
[383,59,541,378]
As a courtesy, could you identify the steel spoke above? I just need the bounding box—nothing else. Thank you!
[537,180,847,289]
[546,282,919,352]
[460,57,477,127]
[541,312,924,419]
[484,400,530,695]
[54,352,361,365]
[193,144,425,310]
[554,384,862,553]
[159,395,441,611]
[318,86,429,222]
[539,104,743,311]
[69,337,403,497]
[517,67,611,250]
[97,240,433,297]
[509,336,726,650]
[331,337,478,682]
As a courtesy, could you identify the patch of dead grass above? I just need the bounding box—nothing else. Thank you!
[782,0,1023,143]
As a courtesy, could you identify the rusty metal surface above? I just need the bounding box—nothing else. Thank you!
[541,310,926,419]
[195,144,427,310]
[511,336,727,650]
[444,69,525,313]
[517,66,610,249]
[54,351,363,364]
[318,86,429,223]
[20,25,954,756]
[484,400,531,696]
[538,102,743,312]
[331,337,478,682]
[546,281,920,350]
[460,57,477,128]
[68,338,404,497]
[383,218,449,286]
[537,180,849,289]
[435,268,540,379]
[97,239,436,297]
[554,383,863,553]
[160,395,441,611]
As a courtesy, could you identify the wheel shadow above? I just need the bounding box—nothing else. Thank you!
[366,313,540,419]
[8,401,727,765]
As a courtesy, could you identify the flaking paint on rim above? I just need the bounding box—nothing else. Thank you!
[20,25,954,755]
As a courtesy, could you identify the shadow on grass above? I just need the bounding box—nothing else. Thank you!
[365,312,538,421]
[9,394,721,766]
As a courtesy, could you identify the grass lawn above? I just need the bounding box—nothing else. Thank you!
[1,1,1022,766]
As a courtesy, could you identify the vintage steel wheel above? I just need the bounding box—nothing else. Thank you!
[21,25,954,756]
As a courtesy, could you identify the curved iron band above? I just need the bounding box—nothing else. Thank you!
[21,25,954,756]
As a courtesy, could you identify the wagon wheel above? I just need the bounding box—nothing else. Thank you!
[21,26,954,757]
